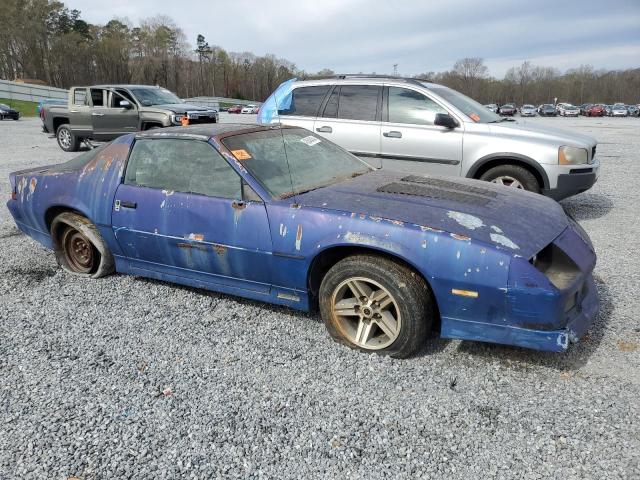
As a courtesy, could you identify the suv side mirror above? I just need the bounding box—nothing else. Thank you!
[119,100,132,109]
[434,113,458,129]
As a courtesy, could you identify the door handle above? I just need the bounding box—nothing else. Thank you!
[316,126,332,133]
[69,109,79,113]
[120,200,137,209]
[383,131,402,138]
[92,112,105,117]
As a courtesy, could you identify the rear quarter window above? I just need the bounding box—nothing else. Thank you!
[278,85,330,117]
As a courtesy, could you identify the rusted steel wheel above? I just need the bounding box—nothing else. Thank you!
[62,227,95,274]
[51,212,115,278]
[319,254,434,358]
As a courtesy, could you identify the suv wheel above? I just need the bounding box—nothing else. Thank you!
[56,124,80,152]
[479,164,540,193]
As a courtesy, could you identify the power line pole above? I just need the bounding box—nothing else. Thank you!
[393,64,398,76]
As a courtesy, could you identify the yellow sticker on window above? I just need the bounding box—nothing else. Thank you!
[231,149,252,160]
[469,113,480,122]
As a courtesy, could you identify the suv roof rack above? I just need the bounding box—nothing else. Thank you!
[331,74,431,86]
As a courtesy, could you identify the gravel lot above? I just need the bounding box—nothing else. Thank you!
[1,114,638,479]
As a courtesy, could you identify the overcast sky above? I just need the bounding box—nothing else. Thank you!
[66,0,640,77]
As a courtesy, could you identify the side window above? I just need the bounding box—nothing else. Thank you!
[322,88,339,118]
[124,139,242,199]
[279,85,330,117]
[73,89,87,106]
[387,87,447,125]
[110,91,134,108]
[336,85,380,121]
[90,88,106,107]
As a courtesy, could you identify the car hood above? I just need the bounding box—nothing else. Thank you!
[297,170,569,258]
[488,121,596,147]
[145,103,216,114]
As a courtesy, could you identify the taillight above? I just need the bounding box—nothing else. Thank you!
[11,190,17,201]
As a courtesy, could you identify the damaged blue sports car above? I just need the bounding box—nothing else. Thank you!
[7,124,599,357]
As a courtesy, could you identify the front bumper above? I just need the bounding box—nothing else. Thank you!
[543,170,598,200]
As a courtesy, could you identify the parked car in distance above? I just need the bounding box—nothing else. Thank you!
[603,104,613,116]
[558,104,580,117]
[42,84,219,151]
[610,103,628,117]
[585,104,605,117]
[241,104,258,114]
[0,103,20,120]
[520,104,537,117]
[484,104,498,113]
[499,104,517,116]
[227,105,243,114]
[579,104,592,116]
[6,124,599,357]
[259,76,599,200]
[628,105,639,117]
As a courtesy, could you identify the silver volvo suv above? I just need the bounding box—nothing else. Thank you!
[258,76,599,200]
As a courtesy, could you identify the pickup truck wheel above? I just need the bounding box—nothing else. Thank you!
[51,212,115,278]
[56,124,80,152]
[480,164,540,193]
[319,254,433,358]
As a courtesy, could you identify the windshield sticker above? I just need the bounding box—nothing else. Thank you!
[469,113,480,122]
[300,136,321,146]
[231,149,252,160]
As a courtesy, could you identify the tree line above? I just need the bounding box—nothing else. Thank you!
[1,1,638,105]
[0,0,296,100]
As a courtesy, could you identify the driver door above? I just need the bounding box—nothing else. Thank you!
[92,89,139,140]
[111,137,273,293]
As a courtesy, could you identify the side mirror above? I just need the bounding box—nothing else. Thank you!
[434,113,459,129]
[119,100,132,109]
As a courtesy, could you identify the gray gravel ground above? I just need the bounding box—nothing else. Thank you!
[0,114,638,479]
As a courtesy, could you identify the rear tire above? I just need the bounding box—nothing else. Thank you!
[51,212,114,278]
[319,254,434,358]
[479,164,540,193]
[56,124,80,152]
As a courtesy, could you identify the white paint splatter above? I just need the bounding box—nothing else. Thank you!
[279,223,288,237]
[447,211,484,230]
[490,233,520,250]
[490,225,503,233]
[456,251,460,259]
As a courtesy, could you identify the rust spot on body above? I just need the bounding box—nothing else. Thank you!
[213,244,227,255]
[450,233,471,241]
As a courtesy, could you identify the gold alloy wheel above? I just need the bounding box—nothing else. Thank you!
[331,277,401,350]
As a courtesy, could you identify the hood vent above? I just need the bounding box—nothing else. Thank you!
[377,175,498,205]
[401,175,498,197]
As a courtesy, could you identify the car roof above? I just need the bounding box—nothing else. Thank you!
[291,75,442,89]
[135,123,280,141]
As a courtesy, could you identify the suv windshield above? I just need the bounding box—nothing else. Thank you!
[130,87,183,106]
[221,128,372,198]
[424,85,500,123]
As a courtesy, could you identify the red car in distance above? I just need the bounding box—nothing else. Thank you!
[227,105,243,114]
[586,104,605,117]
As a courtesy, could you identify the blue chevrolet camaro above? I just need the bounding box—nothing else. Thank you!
[7,124,599,357]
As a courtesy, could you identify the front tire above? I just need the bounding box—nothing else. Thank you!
[51,212,114,278]
[56,124,80,152]
[479,164,540,193]
[319,254,433,358]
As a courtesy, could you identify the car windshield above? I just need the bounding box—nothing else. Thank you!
[422,84,500,123]
[0,104,9,109]
[221,128,372,198]
[523,105,534,108]
[130,87,183,106]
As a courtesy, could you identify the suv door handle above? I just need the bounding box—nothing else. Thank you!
[383,131,402,138]
[316,126,332,133]
[92,112,105,117]
[120,200,137,209]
